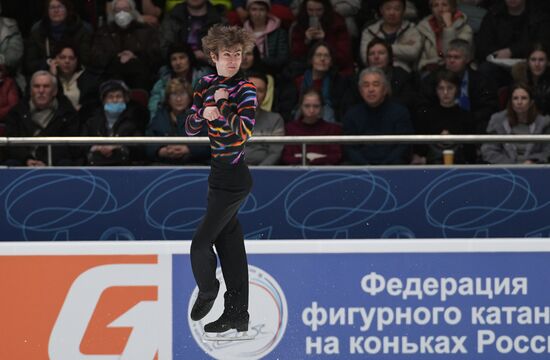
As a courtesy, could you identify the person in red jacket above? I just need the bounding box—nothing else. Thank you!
[282,87,342,165]
[289,0,353,75]
[0,63,20,136]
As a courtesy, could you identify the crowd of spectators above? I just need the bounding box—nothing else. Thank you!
[1,0,550,166]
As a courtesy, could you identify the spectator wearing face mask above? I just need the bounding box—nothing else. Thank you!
[106,0,165,26]
[91,0,162,90]
[82,79,149,165]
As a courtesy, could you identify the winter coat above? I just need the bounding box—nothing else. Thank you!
[481,110,550,164]
[511,61,550,116]
[416,12,473,72]
[148,66,210,119]
[159,2,224,58]
[418,104,470,164]
[343,99,413,165]
[290,11,353,75]
[90,21,161,86]
[5,96,81,165]
[293,69,355,122]
[244,15,289,73]
[291,0,360,36]
[359,19,422,73]
[145,106,210,164]
[25,16,92,75]
[245,108,285,165]
[417,66,498,134]
[0,16,24,69]
[57,68,101,117]
[0,77,19,124]
[282,117,342,165]
[82,101,148,164]
[475,2,550,62]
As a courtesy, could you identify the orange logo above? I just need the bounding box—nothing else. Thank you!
[0,255,160,360]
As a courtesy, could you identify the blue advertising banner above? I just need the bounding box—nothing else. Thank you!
[1,166,550,241]
[172,245,550,359]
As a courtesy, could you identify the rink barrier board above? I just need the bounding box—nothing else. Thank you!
[1,166,550,240]
[2,239,550,359]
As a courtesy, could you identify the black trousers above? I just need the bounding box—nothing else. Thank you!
[190,158,252,311]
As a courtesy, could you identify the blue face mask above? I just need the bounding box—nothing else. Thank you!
[104,102,126,115]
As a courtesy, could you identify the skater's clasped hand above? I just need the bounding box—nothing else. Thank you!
[203,106,221,120]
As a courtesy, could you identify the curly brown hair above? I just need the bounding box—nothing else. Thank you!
[201,24,256,65]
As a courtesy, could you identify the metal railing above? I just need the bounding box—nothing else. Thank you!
[2,134,550,166]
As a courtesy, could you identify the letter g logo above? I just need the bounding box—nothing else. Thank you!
[49,264,161,360]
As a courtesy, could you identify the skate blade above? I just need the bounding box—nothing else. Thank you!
[203,330,255,341]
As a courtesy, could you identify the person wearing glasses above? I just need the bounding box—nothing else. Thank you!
[25,0,92,76]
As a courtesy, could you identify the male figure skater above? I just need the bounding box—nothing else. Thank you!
[185,24,256,338]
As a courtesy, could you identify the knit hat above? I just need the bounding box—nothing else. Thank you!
[246,0,270,10]
[99,79,129,100]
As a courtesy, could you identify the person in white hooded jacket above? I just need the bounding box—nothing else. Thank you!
[416,0,472,75]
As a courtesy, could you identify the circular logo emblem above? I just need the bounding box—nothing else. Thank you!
[189,265,287,359]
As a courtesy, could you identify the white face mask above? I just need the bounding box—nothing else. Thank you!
[114,11,133,28]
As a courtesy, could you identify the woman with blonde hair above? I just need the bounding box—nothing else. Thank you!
[146,78,210,164]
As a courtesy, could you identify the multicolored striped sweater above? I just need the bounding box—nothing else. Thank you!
[185,73,257,164]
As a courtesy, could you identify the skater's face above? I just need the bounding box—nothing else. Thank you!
[436,79,457,108]
[359,72,388,108]
[211,45,243,78]
[511,88,532,115]
[367,43,390,69]
[249,76,267,105]
[301,92,322,124]
[528,50,548,78]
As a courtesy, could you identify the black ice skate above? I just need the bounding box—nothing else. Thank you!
[203,291,254,341]
[190,279,219,321]
[203,310,254,341]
